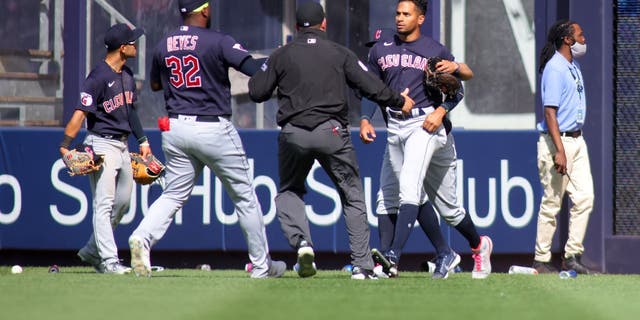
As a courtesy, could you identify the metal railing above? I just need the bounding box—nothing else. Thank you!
[86,0,146,80]
[39,0,64,97]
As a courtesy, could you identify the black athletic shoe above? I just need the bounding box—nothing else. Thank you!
[351,266,378,280]
[533,260,558,274]
[562,255,594,274]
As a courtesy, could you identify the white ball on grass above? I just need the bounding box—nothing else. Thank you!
[11,265,23,274]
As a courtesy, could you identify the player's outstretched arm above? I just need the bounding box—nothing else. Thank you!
[248,58,278,103]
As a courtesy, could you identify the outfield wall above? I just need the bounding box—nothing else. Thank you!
[1,128,546,255]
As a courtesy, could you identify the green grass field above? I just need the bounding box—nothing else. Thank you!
[1,267,639,320]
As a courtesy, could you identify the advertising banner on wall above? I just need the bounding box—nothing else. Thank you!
[0,128,546,254]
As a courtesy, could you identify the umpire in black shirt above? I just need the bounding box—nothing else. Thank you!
[249,2,413,280]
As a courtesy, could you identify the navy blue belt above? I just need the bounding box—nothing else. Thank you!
[387,107,431,120]
[169,113,225,122]
[93,132,128,142]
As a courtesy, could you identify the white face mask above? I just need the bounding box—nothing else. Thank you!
[571,41,587,58]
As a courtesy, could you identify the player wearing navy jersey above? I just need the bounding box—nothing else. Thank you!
[363,0,492,279]
[128,0,286,278]
[59,23,153,274]
[360,27,474,277]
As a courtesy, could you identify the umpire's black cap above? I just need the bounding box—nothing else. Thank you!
[296,2,325,27]
[104,23,144,51]
[178,0,209,14]
[365,28,395,47]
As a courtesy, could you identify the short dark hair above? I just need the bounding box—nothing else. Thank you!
[398,0,428,15]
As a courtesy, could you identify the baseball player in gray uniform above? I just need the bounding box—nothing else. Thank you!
[128,0,286,278]
[362,0,492,279]
[60,23,152,274]
[361,26,474,277]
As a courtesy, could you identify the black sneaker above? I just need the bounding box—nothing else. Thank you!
[432,250,461,279]
[351,266,378,280]
[562,255,593,274]
[371,248,398,277]
[532,260,558,274]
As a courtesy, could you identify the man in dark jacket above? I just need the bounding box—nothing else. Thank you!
[249,2,413,280]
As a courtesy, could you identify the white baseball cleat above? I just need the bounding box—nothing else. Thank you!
[129,235,151,277]
[471,235,493,279]
[296,246,317,278]
[99,261,132,275]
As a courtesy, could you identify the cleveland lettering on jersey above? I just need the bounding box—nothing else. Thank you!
[102,91,134,113]
[377,54,428,72]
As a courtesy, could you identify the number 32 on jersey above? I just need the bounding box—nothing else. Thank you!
[165,54,202,88]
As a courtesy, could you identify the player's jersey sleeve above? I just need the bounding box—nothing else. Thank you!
[367,47,383,79]
[220,35,251,70]
[248,54,279,102]
[77,75,99,113]
[441,48,455,62]
[436,44,464,111]
[149,47,162,86]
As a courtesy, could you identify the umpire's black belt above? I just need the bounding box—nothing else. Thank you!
[542,130,582,138]
[386,106,434,120]
[169,113,226,122]
[92,132,128,142]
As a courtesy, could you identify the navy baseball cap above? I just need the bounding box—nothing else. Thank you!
[296,2,325,27]
[178,0,209,14]
[104,23,144,51]
[365,28,395,47]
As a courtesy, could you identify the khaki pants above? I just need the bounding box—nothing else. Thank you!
[534,134,594,262]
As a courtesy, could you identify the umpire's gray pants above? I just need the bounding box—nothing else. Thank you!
[276,120,374,270]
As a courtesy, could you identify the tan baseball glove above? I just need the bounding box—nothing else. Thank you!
[62,145,104,176]
[130,152,165,185]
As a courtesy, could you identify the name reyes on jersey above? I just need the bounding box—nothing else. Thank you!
[377,54,428,72]
[167,35,199,52]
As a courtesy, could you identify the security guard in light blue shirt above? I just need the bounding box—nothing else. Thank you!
[533,19,595,275]
[537,52,586,133]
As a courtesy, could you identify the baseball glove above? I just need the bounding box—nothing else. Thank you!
[62,144,104,176]
[424,57,462,101]
[130,152,165,185]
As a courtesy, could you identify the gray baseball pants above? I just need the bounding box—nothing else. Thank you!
[80,134,133,265]
[130,116,273,277]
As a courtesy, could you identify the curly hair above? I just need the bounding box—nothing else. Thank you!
[538,19,576,73]
[398,0,428,15]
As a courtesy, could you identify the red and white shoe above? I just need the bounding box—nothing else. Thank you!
[471,236,493,279]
